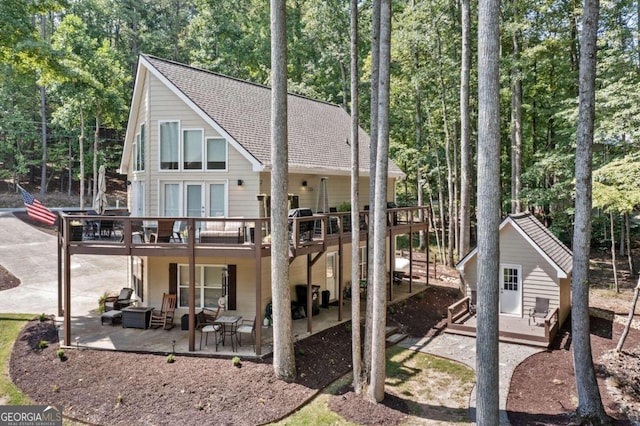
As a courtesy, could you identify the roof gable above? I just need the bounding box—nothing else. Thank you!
[124,54,403,177]
[456,212,573,279]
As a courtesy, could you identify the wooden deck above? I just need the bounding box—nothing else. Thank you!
[445,296,559,347]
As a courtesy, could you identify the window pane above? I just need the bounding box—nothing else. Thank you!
[164,184,180,216]
[183,130,203,169]
[207,138,226,170]
[134,134,140,171]
[209,183,225,217]
[186,184,202,217]
[160,122,179,170]
[140,123,146,171]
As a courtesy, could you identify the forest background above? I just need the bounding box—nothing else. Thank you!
[1,0,640,264]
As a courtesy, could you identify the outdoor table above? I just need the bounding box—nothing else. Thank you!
[122,306,154,329]
[214,315,242,351]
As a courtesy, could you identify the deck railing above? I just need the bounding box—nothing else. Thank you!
[59,206,430,257]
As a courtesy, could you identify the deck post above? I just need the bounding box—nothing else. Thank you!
[188,218,196,352]
[64,231,71,346]
[57,219,63,317]
[255,218,262,356]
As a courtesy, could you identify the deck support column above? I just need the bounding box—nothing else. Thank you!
[63,231,71,346]
[255,218,262,356]
[188,218,196,352]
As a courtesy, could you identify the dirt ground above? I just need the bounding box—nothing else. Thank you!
[4,214,640,424]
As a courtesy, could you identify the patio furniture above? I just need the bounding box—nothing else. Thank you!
[470,290,477,315]
[149,293,177,329]
[101,309,122,326]
[200,323,221,350]
[122,306,154,329]
[104,288,134,311]
[236,316,256,350]
[214,315,241,351]
[150,220,181,243]
[529,297,549,325]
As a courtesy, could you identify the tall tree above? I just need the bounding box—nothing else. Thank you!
[349,0,363,395]
[368,0,391,403]
[509,0,523,214]
[459,0,472,256]
[571,0,611,422]
[476,0,501,423]
[270,0,296,381]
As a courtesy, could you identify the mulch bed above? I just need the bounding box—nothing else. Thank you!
[507,311,640,425]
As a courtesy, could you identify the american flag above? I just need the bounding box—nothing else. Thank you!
[18,185,57,226]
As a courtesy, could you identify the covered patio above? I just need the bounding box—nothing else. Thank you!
[58,279,428,358]
[445,296,560,347]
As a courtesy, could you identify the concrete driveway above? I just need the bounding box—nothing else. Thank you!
[0,211,127,315]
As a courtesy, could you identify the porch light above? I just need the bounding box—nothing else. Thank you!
[237,179,243,186]
[302,180,307,187]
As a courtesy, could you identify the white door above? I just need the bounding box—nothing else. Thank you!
[326,252,338,301]
[500,264,522,315]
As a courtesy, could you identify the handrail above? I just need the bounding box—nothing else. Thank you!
[448,296,471,324]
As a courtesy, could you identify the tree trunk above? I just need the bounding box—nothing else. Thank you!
[349,0,364,395]
[364,0,381,388]
[610,211,619,293]
[616,276,640,352]
[368,0,391,404]
[476,0,501,422]
[270,0,296,381]
[625,213,634,276]
[510,1,523,214]
[572,0,611,421]
[79,110,86,210]
[40,15,47,195]
[459,0,472,257]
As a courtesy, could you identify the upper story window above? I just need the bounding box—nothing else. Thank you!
[134,123,146,172]
[183,129,203,170]
[207,137,227,170]
[160,121,179,170]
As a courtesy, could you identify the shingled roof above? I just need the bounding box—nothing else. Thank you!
[133,54,402,176]
[509,212,573,276]
[456,212,573,278]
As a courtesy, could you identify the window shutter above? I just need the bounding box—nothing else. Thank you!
[169,263,177,295]
[228,265,237,310]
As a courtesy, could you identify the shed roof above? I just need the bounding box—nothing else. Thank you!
[122,54,403,177]
[456,212,573,279]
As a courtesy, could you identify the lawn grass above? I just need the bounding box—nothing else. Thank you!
[0,313,35,405]
[271,347,475,425]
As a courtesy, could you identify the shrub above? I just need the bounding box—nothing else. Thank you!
[38,313,48,322]
[166,354,176,363]
[38,340,49,349]
[56,349,65,360]
[52,384,60,393]
[232,356,241,367]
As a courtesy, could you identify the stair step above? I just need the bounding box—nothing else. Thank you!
[386,333,408,345]
[385,325,399,338]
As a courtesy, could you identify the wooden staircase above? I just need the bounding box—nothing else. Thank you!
[385,325,408,346]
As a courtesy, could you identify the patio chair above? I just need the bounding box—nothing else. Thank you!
[528,297,549,325]
[104,288,134,311]
[469,290,477,315]
[149,293,177,329]
[236,316,256,350]
[197,307,221,350]
[150,220,181,243]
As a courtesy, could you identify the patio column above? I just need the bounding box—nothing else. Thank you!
[64,238,71,346]
[254,219,262,356]
[57,219,63,317]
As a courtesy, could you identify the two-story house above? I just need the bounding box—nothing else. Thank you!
[58,54,429,356]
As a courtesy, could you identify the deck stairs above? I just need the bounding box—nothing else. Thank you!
[385,325,408,346]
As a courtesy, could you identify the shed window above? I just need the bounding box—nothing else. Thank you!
[503,267,519,291]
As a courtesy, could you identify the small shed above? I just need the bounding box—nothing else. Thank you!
[456,212,573,326]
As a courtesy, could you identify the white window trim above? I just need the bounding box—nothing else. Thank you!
[158,120,181,172]
[159,181,183,216]
[182,128,205,171]
[205,137,228,172]
[177,263,226,309]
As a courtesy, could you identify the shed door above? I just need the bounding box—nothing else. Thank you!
[499,264,522,315]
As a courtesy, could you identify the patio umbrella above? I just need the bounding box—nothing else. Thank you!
[93,165,108,214]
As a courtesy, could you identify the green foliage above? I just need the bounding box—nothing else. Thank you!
[38,340,49,349]
[166,354,176,363]
[0,314,33,404]
[38,313,48,322]
[231,356,241,367]
[55,348,65,359]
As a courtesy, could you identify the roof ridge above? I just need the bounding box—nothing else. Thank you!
[141,53,344,110]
